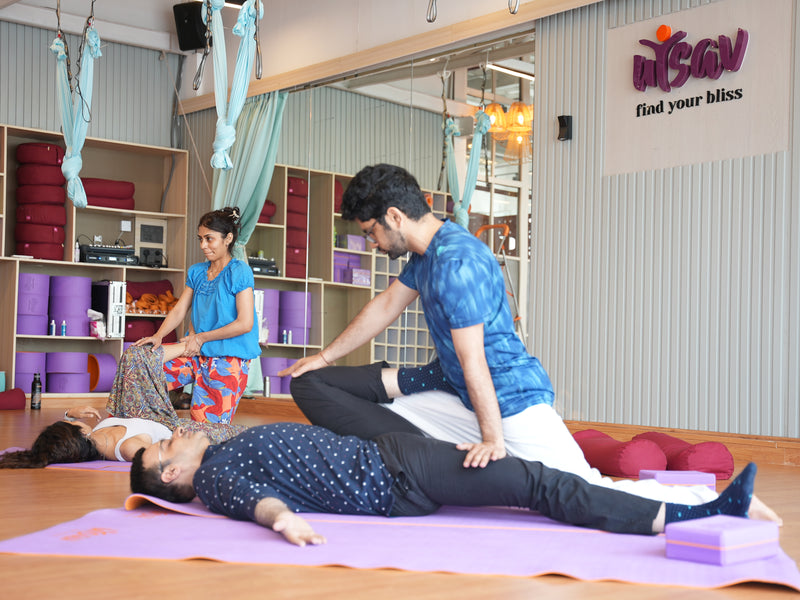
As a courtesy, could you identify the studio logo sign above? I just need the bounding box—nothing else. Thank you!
[633,25,749,93]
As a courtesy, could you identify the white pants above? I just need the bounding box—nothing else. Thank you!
[384,391,718,504]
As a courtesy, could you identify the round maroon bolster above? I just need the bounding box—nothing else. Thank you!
[285,227,308,249]
[16,204,67,226]
[81,177,135,199]
[16,164,66,186]
[15,223,66,244]
[15,242,64,261]
[15,142,65,166]
[286,176,308,197]
[15,185,67,206]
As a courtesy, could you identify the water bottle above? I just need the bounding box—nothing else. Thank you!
[48,319,56,336]
[31,372,42,410]
[60,320,67,336]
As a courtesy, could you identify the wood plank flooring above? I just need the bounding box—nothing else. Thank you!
[1,403,798,599]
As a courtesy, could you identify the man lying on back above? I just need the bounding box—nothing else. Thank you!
[130,423,780,546]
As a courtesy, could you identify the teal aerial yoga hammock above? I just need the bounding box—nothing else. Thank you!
[50,25,102,208]
[446,110,491,228]
[206,0,262,170]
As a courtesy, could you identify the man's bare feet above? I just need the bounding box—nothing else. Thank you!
[749,494,783,526]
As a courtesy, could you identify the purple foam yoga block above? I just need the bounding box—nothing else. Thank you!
[17,291,50,316]
[639,469,716,490]
[665,515,779,565]
[49,275,92,297]
[88,353,117,392]
[48,315,90,337]
[16,314,48,335]
[18,272,50,295]
[46,351,89,374]
[15,351,46,373]
[47,372,91,394]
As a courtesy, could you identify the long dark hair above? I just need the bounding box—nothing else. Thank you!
[0,421,102,469]
[198,206,241,253]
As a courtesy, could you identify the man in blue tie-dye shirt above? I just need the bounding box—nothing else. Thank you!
[282,165,717,505]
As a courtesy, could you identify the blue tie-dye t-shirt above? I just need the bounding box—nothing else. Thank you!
[398,219,553,417]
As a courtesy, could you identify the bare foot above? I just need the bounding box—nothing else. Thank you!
[749,494,783,526]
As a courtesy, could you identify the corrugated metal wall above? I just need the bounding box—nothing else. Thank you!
[0,20,178,147]
[531,0,800,438]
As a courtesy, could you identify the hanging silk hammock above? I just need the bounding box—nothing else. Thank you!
[446,110,491,228]
[50,24,102,208]
[206,0,262,170]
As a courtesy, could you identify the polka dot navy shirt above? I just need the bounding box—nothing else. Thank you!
[194,423,396,521]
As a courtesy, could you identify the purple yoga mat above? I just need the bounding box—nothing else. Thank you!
[16,314,48,335]
[17,291,49,316]
[46,373,91,394]
[49,275,91,297]
[46,352,89,373]
[0,500,798,591]
[18,273,50,295]
[46,460,130,472]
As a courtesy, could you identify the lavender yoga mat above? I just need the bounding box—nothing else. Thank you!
[1,497,798,591]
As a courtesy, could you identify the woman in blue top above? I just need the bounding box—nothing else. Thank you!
[135,207,260,423]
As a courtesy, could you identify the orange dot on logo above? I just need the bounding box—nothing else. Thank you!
[657,25,672,42]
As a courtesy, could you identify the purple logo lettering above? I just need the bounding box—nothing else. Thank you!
[633,26,749,92]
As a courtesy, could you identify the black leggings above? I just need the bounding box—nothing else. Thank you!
[375,432,662,535]
[290,363,426,440]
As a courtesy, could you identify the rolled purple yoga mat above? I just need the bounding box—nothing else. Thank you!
[88,353,117,392]
[46,351,89,374]
[260,356,288,376]
[281,376,292,394]
[49,275,92,297]
[279,308,312,328]
[47,373,91,394]
[262,289,280,344]
[18,272,50,295]
[16,314,48,335]
[49,294,91,318]
[14,372,35,393]
[279,290,311,313]
[15,351,46,373]
[17,291,50,316]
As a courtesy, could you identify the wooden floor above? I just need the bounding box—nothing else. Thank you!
[1,401,798,599]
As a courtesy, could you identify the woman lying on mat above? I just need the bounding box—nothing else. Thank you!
[0,345,247,469]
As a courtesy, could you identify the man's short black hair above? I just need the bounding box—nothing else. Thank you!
[130,447,196,503]
[340,164,431,223]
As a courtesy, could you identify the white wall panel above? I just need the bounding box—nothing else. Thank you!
[531,0,799,438]
[0,20,179,147]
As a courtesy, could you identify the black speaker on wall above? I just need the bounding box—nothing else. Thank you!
[173,3,207,52]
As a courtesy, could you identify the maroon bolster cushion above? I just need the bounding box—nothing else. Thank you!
[260,199,277,217]
[15,242,64,261]
[286,176,308,197]
[125,279,174,301]
[286,227,308,249]
[284,263,306,279]
[573,429,667,478]
[285,247,307,265]
[86,196,136,210]
[17,164,66,186]
[16,185,66,206]
[286,194,309,215]
[16,143,65,166]
[257,214,272,225]
[81,177,136,199]
[16,204,67,226]
[286,212,308,229]
[632,432,734,479]
[15,223,66,244]
[0,388,26,410]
